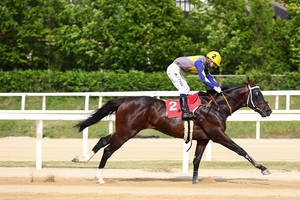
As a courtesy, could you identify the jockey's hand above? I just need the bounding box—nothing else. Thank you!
[213,86,222,93]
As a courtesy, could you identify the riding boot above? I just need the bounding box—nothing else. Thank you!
[180,96,192,120]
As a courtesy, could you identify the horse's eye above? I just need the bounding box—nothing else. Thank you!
[253,91,259,98]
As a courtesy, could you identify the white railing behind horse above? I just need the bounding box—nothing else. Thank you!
[1,90,300,110]
[0,91,300,172]
[1,90,299,141]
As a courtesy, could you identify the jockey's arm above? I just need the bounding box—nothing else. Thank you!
[205,71,219,88]
[195,60,215,89]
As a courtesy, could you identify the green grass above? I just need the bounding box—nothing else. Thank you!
[0,95,300,138]
[0,161,299,171]
[1,120,300,139]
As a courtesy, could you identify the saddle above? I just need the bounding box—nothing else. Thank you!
[165,93,201,118]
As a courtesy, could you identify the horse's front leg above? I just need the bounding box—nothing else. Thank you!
[72,134,112,163]
[192,139,210,184]
[215,133,271,175]
[232,143,271,175]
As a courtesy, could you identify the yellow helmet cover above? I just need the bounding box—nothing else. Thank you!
[206,51,221,66]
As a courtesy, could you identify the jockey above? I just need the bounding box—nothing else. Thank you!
[167,51,222,120]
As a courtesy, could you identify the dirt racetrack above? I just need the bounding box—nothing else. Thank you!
[0,137,300,200]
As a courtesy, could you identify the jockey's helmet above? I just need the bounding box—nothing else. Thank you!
[207,51,221,66]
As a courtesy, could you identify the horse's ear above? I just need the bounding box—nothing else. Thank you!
[247,77,257,87]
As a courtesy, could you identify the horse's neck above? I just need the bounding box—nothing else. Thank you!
[219,86,248,114]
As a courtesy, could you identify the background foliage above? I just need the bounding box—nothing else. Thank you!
[0,70,299,93]
[0,0,299,75]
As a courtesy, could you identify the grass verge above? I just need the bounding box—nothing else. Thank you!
[1,161,299,171]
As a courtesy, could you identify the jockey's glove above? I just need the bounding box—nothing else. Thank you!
[213,86,222,93]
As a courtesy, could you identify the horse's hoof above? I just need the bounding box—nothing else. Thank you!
[97,178,105,184]
[71,156,79,163]
[261,169,271,175]
[192,179,199,184]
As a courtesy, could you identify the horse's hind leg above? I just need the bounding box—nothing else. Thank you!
[72,133,113,163]
[95,133,134,184]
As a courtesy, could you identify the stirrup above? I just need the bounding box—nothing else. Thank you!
[182,112,190,120]
[182,113,196,120]
[189,113,197,119]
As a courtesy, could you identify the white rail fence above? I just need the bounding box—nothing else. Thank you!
[1,91,300,172]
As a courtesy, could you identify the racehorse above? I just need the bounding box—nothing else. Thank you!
[72,78,272,184]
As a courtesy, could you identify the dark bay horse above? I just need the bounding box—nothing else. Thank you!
[72,78,272,184]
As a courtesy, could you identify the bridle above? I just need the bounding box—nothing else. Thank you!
[247,85,260,107]
[246,85,268,115]
[221,84,267,116]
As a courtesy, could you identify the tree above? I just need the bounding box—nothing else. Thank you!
[286,0,300,71]
[238,0,276,74]
[0,0,45,70]
[51,0,105,71]
[266,16,290,74]
[0,0,70,71]
[187,0,290,75]
[187,0,249,74]
[0,0,298,73]
[95,0,193,72]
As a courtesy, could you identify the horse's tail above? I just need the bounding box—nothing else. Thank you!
[74,97,126,132]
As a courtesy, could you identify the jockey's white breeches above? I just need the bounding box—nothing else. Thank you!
[167,62,190,94]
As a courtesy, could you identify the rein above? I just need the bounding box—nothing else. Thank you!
[208,93,220,110]
[205,99,213,108]
[221,93,232,115]
[207,93,232,115]
[206,83,258,116]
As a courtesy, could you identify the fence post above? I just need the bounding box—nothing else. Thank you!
[36,120,43,170]
[21,94,26,111]
[275,95,279,110]
[205,140,212,161]
[286,94,290,110]
[98,96,103,108]
[82,94,90,156]
[182,142,190,173]
[109,116,114,133]
[85,94,89,111]
[42,96,46,110]
[82,128,88,156]
[256,121,260,139]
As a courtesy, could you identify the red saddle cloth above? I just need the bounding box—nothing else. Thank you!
[165,93,201,118]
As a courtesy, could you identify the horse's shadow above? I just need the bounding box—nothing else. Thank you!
[101,176,271,185]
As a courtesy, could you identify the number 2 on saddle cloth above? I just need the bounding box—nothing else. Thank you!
[165,93,201,118]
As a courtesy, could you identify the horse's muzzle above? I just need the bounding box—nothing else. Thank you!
[260,108,272,117]
[255,107,272,117]
[266,109,272,116]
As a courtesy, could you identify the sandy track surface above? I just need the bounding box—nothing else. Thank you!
[0,137,300,200]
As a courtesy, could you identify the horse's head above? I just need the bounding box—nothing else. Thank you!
[246,78,272,117]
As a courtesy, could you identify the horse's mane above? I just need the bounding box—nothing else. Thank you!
[198,83,247,96]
